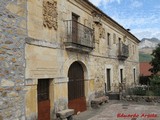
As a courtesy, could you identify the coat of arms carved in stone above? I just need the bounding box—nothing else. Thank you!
[43,0,58,30]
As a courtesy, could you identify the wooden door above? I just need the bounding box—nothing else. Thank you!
[72,13,79,43]
[38,79,50,120]
[68,62,86,114]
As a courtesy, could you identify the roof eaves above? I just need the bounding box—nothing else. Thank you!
[84,0,140,43]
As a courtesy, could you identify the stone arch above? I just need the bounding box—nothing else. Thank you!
[63,56,90,80]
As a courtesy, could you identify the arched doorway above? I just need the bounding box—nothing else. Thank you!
[68,61,86,113]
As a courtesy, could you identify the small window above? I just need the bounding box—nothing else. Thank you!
[106,69,111,91]
[135,45,136,54]
[119,37,121,43]
[107,33,110,46]
[113,33,116,44]
[133,68,136,84]
[132,45,134,54]
[72,13,79,22]
[120,69,123,83]
[84,19,88,26]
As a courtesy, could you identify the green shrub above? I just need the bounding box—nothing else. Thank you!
[127,86,147,96]
[150,75,160,85]
[149,75,160,96]
[133,87,146,96]
[145,90,154,96]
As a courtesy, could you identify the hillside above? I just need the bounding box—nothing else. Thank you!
[139,38,159,62]
[139,38,160,62]
[139,38,160,51]
[139,53,152,62]
[141,38,160,43]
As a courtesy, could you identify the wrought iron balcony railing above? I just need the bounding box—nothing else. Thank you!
[118,42,129,60]
[64,20,94,52]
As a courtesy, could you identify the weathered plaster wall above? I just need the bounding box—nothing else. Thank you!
[0,0,27,119]
[25,44,61,78]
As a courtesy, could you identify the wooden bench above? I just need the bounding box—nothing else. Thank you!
[56,109,74,120]
[91,96,109,108]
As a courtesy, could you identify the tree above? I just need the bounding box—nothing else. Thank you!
[149,44,160,96]
[149,43,160,75]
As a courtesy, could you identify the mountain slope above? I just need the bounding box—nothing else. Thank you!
[141,38,160,43]
[139,38,160,49]
[139,53,152,62]
[139,38,160,55]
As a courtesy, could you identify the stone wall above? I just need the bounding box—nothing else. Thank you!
[125,95,160,103]
[0,0,27,119]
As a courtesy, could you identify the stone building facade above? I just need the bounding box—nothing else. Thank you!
[0,0,140,119]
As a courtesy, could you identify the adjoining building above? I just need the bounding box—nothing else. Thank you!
[0,0,140,119]
[139,62,152,85]
[140,62,152,77]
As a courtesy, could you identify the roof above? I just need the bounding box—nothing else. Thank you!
[83,0,140,43]
[140,62,152,76]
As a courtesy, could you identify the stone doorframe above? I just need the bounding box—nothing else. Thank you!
[63,56,93,107]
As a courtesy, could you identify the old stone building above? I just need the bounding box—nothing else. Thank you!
[0,0,140,119]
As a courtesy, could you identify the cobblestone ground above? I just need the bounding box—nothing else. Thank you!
[74,101,160,120]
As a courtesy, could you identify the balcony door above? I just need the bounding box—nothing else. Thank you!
[72,13,79,43]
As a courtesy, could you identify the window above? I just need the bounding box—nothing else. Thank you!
[106,69,111,91]
[133,68,136,84]
[119,38,121,52]
[72,13,79,42]
[113,33,116,44]
[84,19,88,27]
[119,37,121,43]
[72,13,79,21]
[132,45,134,54]
[120,69,123,83]
[107,33,110,46]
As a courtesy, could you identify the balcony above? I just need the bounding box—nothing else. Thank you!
[64,20,94,53]
[118,42,129,60]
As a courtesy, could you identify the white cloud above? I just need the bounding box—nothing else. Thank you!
[89,0,122,6]
[107,0,122,4]
[119,17,158,28]
[131,0,143,8]
[154,5,160,9]
[111,14,160,40]
[132,28,160,40]
[89,0,108,6]
[89,0,102,6]
[89,0,160,40]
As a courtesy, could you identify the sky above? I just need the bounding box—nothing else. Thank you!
[89,0,160,40]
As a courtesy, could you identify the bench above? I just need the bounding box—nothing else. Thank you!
[91,96,109,108]
[56,109,74,120]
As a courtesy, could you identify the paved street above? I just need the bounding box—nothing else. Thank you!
[74,101,160,120]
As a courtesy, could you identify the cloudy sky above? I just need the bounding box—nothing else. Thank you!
[89,0,160,40]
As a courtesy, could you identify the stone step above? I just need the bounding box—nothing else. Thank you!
[91,96,109,108]
[56,109,74,120]
[106,93,120,100]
